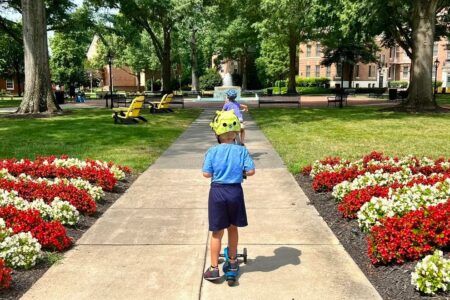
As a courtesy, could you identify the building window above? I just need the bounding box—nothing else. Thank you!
[388,66,392,78]
[433,43,439,57]
[326,66,331,78]
[306,45,311,57]
[390,47,395,58]
[306,65,311,77]
[368,65,374,77]
[355,83,360,88]
[315,43,321,57]
[447,48,450,61]
[315,65,320,77]
[402,66,409,79]
[355,65,360,78]
[6,79,14,90]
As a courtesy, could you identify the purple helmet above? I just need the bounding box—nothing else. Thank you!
[226,89,238,99]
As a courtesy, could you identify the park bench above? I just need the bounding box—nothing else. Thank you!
[327,93,348,107]
[258,97,301,108]
[104,94,129,108]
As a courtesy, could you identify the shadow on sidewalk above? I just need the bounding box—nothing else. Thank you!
[241,246,302,273]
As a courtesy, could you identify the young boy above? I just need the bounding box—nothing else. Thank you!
[202,110,255,281]
[223,89,248,145]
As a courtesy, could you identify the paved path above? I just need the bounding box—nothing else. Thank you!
[22,110,381,300]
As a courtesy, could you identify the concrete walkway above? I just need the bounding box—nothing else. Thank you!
[22,110,381,300]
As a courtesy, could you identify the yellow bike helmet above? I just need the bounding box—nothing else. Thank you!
[210,110,241,136]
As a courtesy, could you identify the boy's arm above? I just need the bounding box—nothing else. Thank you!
[240,103,248,112]
[203,172,212,178]
[245,169,255,176]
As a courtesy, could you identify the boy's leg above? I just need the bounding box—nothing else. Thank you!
[210,229,224,267]
[227,225,239,261]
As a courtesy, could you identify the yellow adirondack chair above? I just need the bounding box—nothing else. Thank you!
[112,96,147,124]
[149,93,174,113]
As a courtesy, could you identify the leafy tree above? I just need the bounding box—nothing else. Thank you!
[256,0,312,94]
[255,38,289,87]
[314,0,450,111]
[50,32,89,86]
[88,0,198,93]
[0,25,24,96]
[0,0,75,113]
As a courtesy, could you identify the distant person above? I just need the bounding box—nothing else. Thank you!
[69,83,76,101]
[223,89,248,146]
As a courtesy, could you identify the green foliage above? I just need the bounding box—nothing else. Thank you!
[0,28,24,94]
[199,68,222,90]
[256,38,289,83]
[388,81,409,88]
[295,77,330,87]
[50,32,88,85]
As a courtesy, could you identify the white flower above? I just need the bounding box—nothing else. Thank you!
[0,232,41,269]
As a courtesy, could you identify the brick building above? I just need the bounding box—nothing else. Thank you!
[299,39,450,88]
[0,78,22,96]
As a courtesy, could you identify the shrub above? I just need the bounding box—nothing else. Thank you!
[388,81,409,88]
[295,76,330,87]
[199,69,222,90]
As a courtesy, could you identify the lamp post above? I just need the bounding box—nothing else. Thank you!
[434,58,440,103]
[340,56,345,108]
[107,50,113,108]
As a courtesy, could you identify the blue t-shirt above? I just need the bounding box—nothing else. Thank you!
[202,144,255,184]
[223,101,243,121]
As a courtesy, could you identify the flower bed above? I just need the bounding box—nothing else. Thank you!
[0,156,131,294]
[302,151,450,297]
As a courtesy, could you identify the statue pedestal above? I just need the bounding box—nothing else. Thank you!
[214,86,242,101]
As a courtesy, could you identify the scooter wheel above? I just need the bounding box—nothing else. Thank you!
[227,278,235,286]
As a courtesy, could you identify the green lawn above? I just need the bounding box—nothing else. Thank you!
[0,108,201,172]
[0,99,22,108]
[250,106,450,173]
[436,94,450,106]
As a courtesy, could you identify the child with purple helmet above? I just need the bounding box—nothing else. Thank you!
[223,89,248,145]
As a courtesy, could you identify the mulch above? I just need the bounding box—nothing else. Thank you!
[296,174,450,300]
[0,173,138,300]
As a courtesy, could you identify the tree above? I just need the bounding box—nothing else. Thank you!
[315,0,450,111]
[256,0,312,94]
[89,0,195,93]
[17,0,60,114]
[0,0,75,113]
[255,38,289,87]
[0,27,24,96]
[50,32,89,86]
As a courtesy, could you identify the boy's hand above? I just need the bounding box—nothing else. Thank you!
[203,172,212,178]
[244,169,255,177]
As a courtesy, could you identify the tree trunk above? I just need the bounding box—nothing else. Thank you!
[287,31,298,94]
[404,0,438,111]
[348,64,354,88]
[190,29,199,92]
[136,72,141,92]
[161,26,172,94]
[241,53,248,91]
[17,0,60,114]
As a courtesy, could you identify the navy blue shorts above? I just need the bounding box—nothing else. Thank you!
[208,183,248,232]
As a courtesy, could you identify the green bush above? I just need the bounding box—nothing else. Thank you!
[295,76,330,87]
[274,80,287,87]
[388,81,409,88]
[200,68,222,90]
